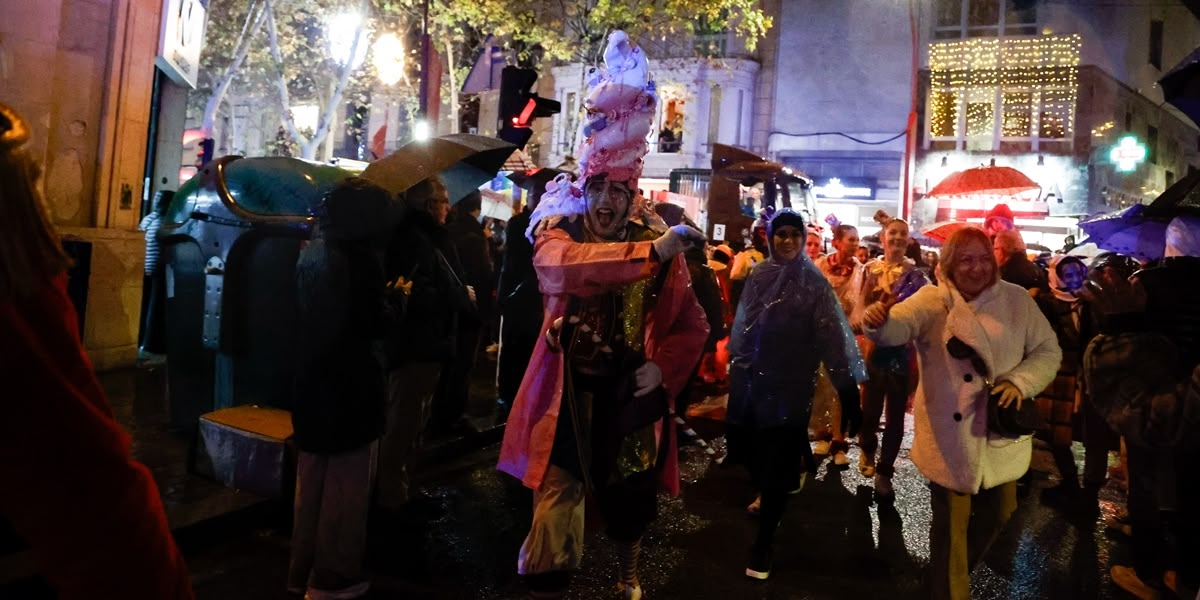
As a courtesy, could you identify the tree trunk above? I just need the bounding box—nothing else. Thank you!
[304,0,370,160]
[264,0,309,153]
[202,1,266,138]
[264,0,368,160]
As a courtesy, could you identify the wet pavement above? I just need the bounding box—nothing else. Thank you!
[1,359,1138,599]
[177,417,1134,600]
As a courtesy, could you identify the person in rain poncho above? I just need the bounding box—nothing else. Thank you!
[497,31,709,600]
[725,208,866,581]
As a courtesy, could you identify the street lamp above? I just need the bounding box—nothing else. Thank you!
[413,119,431,141]
[372,33,406,86]
[327,11,368,68]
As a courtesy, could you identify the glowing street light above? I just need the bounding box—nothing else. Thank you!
[413,119,431,141]
[327,11,368,68]
[372,33,406,86]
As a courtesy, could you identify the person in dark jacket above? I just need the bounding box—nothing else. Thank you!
[993,230,1046,293]
[497,169,564,421]
[377,176,475,510]
[434,190,491,433]
[1032,255,1093,511]
[289,177,394,600]
[1081,234,1200,600]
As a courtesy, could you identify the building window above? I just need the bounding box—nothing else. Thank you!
[928,33,1081,152]
[654,85,687,153]
[1150,20,1164,70]
[934,0,1037,40]
[1002,91,1032,137]
[1039,90,1072,139]
[560,91,577,154]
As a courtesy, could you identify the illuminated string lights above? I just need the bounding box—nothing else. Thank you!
[929,34,1081,144]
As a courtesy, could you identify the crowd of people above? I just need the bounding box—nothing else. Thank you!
[4,27,1200,600]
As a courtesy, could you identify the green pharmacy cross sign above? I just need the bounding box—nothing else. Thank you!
[1109,135,1147,172]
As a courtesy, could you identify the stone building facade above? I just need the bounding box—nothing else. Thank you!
[4,0,166,369]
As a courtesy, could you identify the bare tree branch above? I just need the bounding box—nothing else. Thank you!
[264,0,308,148]
[308,0,370,159]
[203,0,267,136]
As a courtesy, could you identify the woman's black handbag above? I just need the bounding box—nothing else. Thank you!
[986,388,1045,438]
[946,336,1045,438]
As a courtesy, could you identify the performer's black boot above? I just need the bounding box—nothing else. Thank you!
[526,570,570,599]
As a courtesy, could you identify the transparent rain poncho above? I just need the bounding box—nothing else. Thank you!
[726,256,867,428]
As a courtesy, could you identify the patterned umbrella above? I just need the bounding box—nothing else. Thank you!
[920,220,983,243]
[1078,204,1170,262]
[926,165,1041,199]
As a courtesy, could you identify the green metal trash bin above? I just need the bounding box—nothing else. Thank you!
[158,156,354,429]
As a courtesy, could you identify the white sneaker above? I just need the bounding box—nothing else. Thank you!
[813,440,832,456]
[832,450,850,468]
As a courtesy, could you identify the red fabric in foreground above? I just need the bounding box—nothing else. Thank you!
[0,275,192,600]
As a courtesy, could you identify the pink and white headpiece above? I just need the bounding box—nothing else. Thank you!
[526,30,658,240]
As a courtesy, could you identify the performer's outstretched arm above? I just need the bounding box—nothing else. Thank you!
[534,228,655,297]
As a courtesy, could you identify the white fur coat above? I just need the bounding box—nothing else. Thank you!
[866,279,1061,494]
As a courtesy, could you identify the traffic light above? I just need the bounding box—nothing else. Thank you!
[498,66,560,149]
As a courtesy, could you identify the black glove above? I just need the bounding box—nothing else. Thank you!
[838,384,863,438]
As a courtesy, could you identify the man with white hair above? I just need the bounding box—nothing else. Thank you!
[993,229,1045,293]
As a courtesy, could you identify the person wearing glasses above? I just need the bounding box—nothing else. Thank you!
[726,209,865,581]
[861,227,1060,600]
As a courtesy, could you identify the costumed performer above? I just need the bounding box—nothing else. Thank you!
[497,31,710,600]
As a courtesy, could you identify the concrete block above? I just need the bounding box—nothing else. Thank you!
[59,227,145,370]
[194,406,295,499]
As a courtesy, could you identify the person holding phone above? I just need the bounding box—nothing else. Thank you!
[861,227,1060,600]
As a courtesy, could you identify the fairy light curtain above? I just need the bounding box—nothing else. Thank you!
[928,34,1082,150]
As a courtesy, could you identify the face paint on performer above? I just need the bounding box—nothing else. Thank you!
[583,176,633,240]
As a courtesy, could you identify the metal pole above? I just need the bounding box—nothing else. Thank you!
[418,0,430,117]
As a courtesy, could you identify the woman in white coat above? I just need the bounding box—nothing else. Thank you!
[861,227,1061,600]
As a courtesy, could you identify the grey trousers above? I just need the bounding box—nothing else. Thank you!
[377,362,442,509]
[288,441,378,597]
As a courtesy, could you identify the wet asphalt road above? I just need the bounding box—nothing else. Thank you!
[182,418,1134,600]
[0,364,1134,599]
